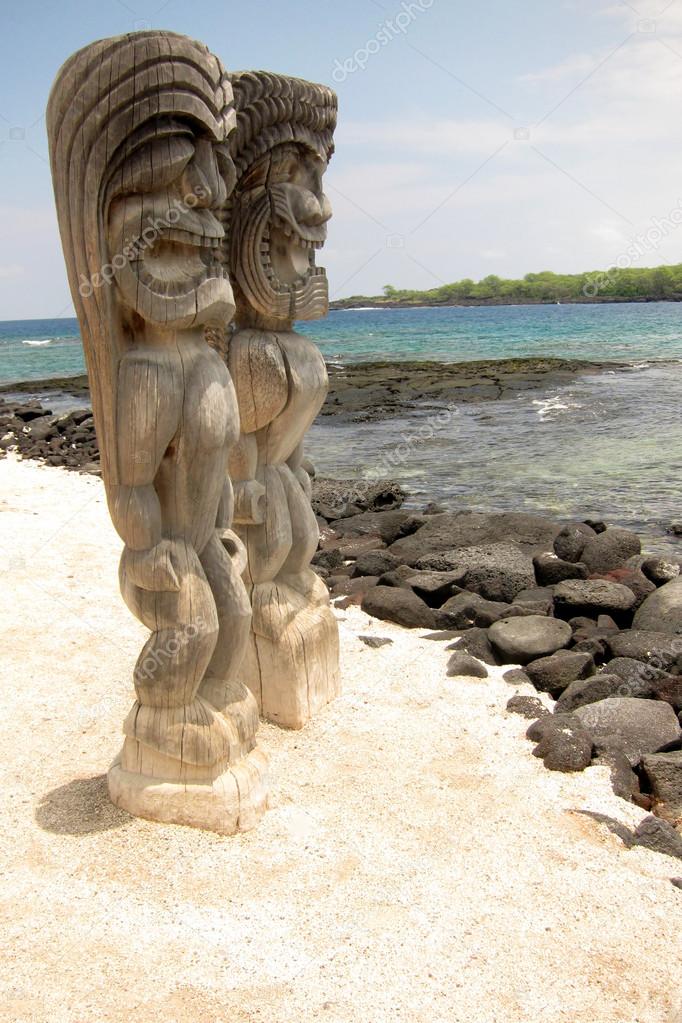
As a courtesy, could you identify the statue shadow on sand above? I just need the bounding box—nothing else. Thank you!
[35,775,132,835]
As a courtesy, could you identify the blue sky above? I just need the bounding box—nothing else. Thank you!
[2,0,682,318]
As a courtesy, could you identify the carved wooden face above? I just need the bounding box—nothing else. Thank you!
[230,143,332,326]
[107,116,237,329]
[266,145,332,287]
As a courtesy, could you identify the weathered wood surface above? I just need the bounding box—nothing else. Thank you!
[220,71,341,728]
[47,31,268,833]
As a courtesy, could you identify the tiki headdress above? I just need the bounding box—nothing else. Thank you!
[47,31,236,485]
[224,70,338,327]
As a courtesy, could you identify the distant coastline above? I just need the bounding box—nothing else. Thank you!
[330,295,680,310]
[330,262,682,309]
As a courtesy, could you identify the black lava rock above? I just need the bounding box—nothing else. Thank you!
[553,522,596,563]
[632,815,682,860]
[446,652,489,679]
[506,695,549,720]
[361,586,436,630]
[526,650,595,697]
[352,550,402,578]
[533,553,588,586]
[488,616,572,665]
[555,674,629,713]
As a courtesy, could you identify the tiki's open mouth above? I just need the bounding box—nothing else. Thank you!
[135,208,226,290]
[137,239,226,292]
[264,215,327,288]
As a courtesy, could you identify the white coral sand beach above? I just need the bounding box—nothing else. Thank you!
[0,455,680,1023]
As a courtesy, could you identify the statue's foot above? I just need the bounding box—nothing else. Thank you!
[107,745,268,835]
[243,600,341,729]
[198,677,260,754]
[279,569,330,606]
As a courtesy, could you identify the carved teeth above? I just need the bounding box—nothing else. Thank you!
[163,228,223,248]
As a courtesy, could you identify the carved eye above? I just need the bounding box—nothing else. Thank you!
[280,157,300,181]
[119,136,195,195]
[268,146,300,184]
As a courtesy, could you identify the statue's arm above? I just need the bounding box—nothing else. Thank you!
[228,433,265,525]
[227,332,289,525]
[107,348,183,589]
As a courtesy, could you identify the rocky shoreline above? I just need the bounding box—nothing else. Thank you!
[0,356,620,435]
[311,478,682,862]
[0,398,99,471]
[0,357,613,466]
[323,357,617,422]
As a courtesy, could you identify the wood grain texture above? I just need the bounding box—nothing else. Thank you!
[47,31,268,834]
[221,71,341,729]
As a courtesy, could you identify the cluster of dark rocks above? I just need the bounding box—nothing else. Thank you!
[0,398,99,471]
[311,478,682,861]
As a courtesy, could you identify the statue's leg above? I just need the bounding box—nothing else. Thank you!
[237,466,340,729]
[108,538,267,832]
[116,538,233,764]
[198,531,258,754]
[278,464,331,604]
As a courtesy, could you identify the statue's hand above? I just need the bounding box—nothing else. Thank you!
[300,455,316,478]
[218,528,248,576]
[124,539,182,592]
[233,480,266,526]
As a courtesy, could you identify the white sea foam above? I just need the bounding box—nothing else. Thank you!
[22,338,54,347]
[532,395,581,420]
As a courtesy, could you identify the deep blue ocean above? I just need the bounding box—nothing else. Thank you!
[1,303,681,551]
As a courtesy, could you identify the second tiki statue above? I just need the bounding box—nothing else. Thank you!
[219,70,341,729]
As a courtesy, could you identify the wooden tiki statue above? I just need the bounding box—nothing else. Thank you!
[46,31,268,834]
[220,71,341,729]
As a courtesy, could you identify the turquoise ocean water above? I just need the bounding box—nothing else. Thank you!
[2,303,682,379]
[1,304,681,551]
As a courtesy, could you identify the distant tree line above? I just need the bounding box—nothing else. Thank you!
[331,265,682,308]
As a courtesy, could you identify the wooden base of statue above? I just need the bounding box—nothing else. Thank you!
[242,574,340,729]
[108,743,268,835]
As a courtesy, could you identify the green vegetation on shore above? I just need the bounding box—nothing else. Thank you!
[331,263,682,309]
